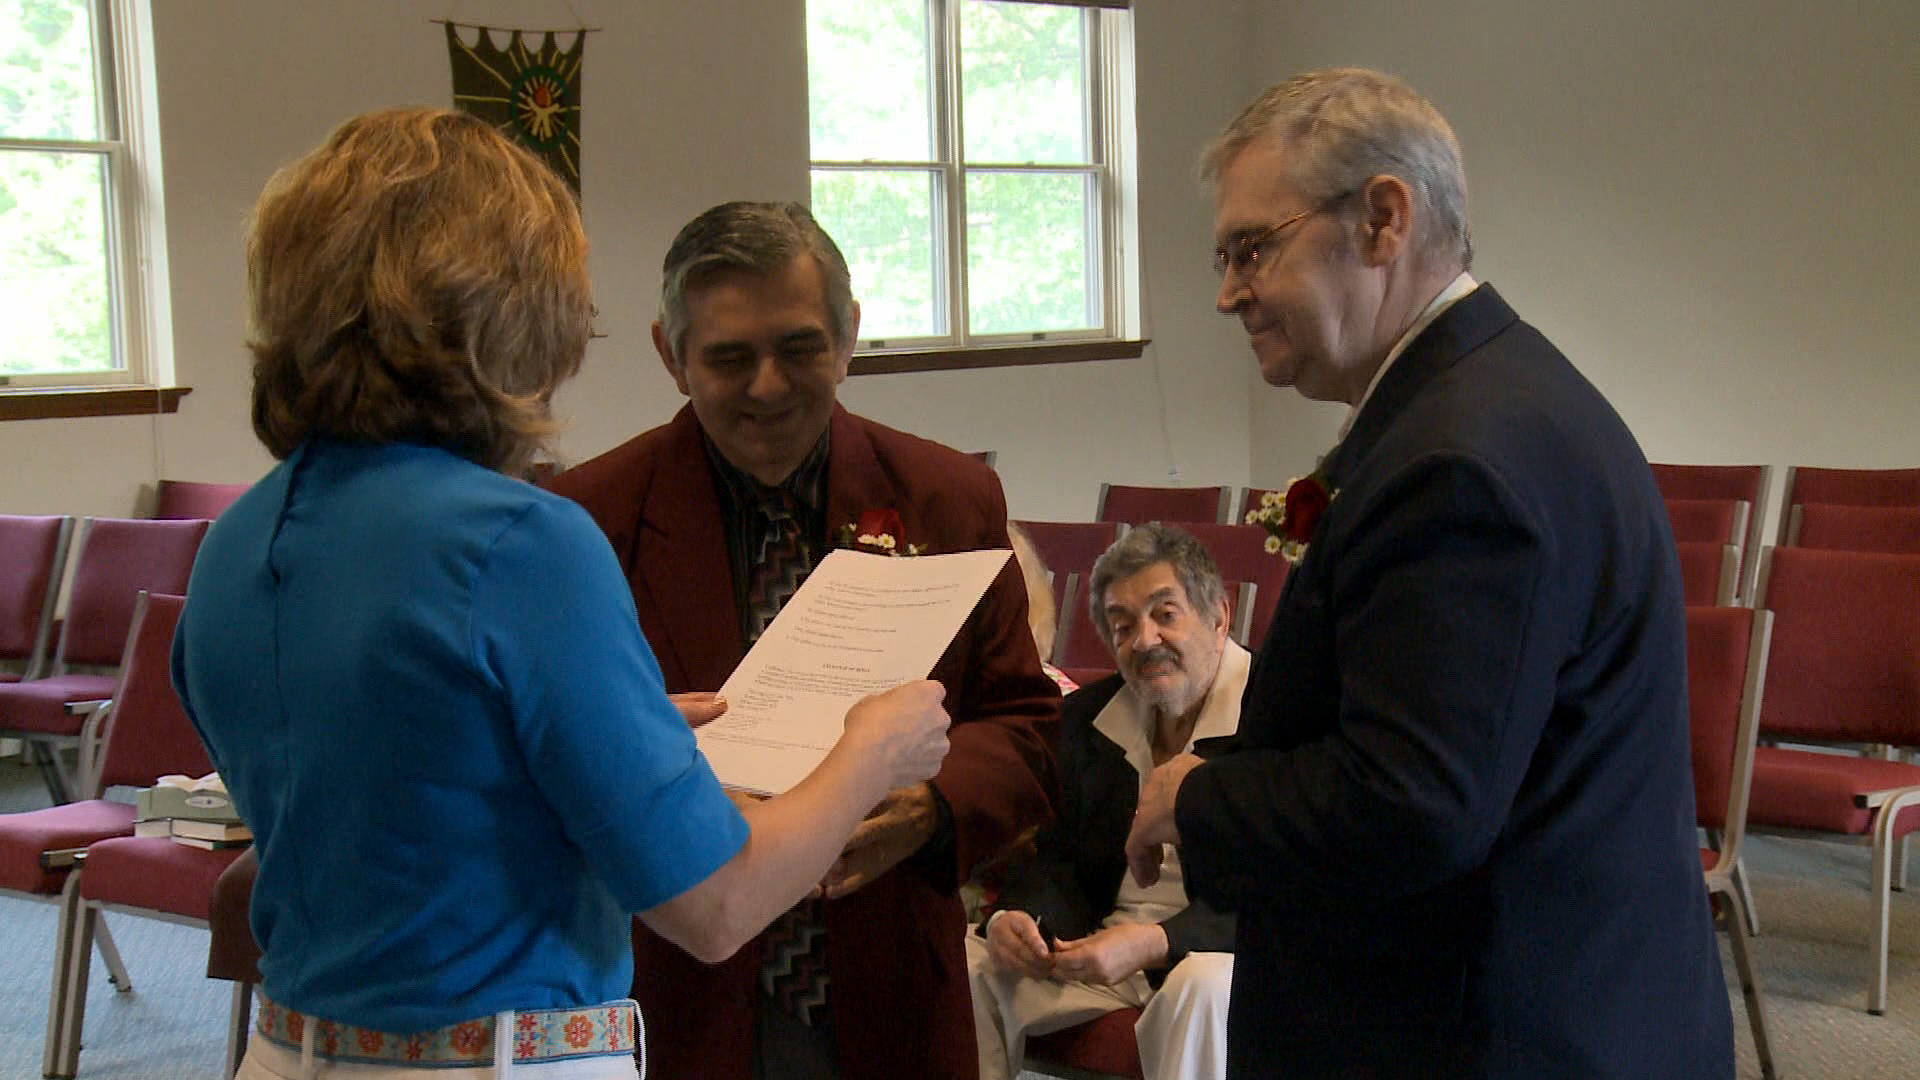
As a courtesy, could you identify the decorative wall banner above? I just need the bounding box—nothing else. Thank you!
[445,22,585,193]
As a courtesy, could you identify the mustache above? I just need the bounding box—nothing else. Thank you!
[1130,644,1179,672]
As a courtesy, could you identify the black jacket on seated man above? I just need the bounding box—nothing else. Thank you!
[983,673,1236,986]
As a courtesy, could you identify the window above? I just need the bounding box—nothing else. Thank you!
[0,0,166,393]
[807,0,1138,367]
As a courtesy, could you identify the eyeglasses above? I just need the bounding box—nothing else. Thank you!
[1211,206,1322,277]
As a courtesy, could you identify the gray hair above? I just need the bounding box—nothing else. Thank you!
[1202,67,1472,271]
[657,201,857,361]
[1089,523,1227,651]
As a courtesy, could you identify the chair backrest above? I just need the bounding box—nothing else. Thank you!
[1786,503,1920,555]
[1011,520,1124,592]
[1650,464,1771,596]
[1685,606,1772,867]
[92,593,213,793]
[1177,522,1290,650]
[1664,497,1747,546]
[1754,548,1920,745]
[1674,541,1739,606]
[56,517,210,669]
[1095,484,1231,525]
[1778,465,1920,545]
[152,479,251,521]
[0,514,74,679]
[1055,572,1113,672]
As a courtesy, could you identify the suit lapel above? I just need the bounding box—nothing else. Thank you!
[823,406,909,549]
[635,406,745,690]
[1321,284,1519,491]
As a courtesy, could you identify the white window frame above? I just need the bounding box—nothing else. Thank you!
[0,0,171,394]
[810,0,1140,363]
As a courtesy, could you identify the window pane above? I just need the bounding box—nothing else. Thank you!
[812,168,944,340]
[808,0,933,162]
[960,1,1087,165]
[966,170,1095,335]
[0,148,113,374]
[0,0,102,141]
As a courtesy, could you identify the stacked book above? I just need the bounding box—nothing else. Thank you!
[133,773,252,849]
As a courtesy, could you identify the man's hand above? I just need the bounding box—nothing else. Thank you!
[1125,753,1204,887]
[983,910,1055,979]
[1051,923,1168,986]
[820,782,939,899]
[669,691,727,728]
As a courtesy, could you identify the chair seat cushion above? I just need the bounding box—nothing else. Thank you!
[0,800,136,894]
[1026,1007,1146,1080]
[1748,747,1920,836]
[0,673,117,735]
[78,834,248,920]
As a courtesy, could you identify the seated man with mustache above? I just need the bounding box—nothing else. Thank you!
[967,523,1245,1080]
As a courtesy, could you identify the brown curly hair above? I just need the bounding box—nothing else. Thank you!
[246,108,592,474]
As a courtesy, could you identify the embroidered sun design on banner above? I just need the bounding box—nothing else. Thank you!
[446,22,587,192]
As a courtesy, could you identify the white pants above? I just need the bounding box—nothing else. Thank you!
[236,1024,641,1080]
[964,933,1232,1080]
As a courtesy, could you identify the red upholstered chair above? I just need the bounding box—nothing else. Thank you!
[0,593,209,1076]
[1651,464,1773,600]
[1095,484,1232,526]
[1178,523,1290,650]
[1054,572,1116,681]
[0,515,73,683]
[1675,542,1740,607]
[1013,521,1125,599]
[1787,504,1920,555]
[53,836,249,1077]
[1778,466,1920,545]
[1744,548,1920,1014]
[34,595,246,1079]
[1664,497,1748,546]
[0,517,208,803]
[1686,606,1778,1079]
[152,479,251,521]
[207,847,263,1077]
[1025,1006,1147,1080]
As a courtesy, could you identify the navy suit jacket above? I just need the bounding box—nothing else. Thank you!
[1176,285,1734,1079]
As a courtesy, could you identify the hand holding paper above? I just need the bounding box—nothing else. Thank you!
[696,548,1012,794]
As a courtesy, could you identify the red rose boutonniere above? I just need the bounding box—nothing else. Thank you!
[1245,470,1335,565]
[838,508,927,556]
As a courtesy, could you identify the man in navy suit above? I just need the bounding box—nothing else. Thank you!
[1124,68,1734,1078]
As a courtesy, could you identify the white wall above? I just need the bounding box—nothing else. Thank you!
[0,0,1260,525]
[1246,0,1920,503]
[6,1,1917,525]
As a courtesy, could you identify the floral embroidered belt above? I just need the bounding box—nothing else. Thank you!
[255,993,638,1066]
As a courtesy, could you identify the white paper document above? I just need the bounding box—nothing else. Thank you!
[696,547,1013,795]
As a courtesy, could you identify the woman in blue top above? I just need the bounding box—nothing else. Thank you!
[172,108,951,1080]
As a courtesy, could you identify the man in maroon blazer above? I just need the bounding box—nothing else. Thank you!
[548,201,1059,1080]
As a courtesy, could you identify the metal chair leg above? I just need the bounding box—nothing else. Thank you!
[1720,882,1779,1080]
[95,917,132,992]
[28,740,75,805]
[53,901,96,1078]
[42,875,83,1079]
[224,981,254,1078]
[1732,856,1762,936]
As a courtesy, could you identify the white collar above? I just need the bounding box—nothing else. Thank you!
[1338,271,1478,442]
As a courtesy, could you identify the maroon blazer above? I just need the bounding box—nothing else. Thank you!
[547,403,1059,1080]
